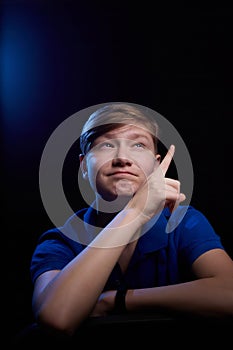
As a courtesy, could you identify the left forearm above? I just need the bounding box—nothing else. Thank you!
[125,278,233,318]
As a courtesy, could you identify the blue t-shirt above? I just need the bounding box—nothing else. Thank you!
[30,205,224,290]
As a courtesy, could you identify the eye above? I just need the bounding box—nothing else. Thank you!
[101,142,114,148]
[133,142,144,148]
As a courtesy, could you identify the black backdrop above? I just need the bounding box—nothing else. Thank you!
[2,1,233,337]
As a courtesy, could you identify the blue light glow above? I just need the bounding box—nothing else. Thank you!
[1,5,45,126]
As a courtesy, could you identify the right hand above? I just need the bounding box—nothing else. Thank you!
[127,145,186,222]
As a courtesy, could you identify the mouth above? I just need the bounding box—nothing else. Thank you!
[107,171,137,177]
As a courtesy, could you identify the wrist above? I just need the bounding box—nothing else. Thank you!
[113,285,128,314]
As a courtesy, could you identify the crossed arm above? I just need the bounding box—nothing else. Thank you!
[90,248,233,318]
[32,244,233,336]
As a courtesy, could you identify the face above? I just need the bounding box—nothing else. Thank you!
[80,124,160,203]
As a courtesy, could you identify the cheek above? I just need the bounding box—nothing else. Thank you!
[86,157,108,187]
[136,154,157,176]
[86,160,98,183]
[87,153,111,169]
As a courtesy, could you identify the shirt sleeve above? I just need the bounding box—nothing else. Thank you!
[30,228,84,284]
[175,206,225,266]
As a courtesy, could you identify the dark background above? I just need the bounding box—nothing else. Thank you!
[2,1,232,337]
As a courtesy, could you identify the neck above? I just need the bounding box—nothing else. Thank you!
[92,194,131,227]
[95,194,131,213]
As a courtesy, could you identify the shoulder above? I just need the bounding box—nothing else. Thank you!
[164,204,224,248]
[165,205,216,232]
[38,208,88,241]
[30,209,89,283]
[167,205,225,265]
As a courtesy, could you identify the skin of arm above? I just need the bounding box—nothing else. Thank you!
[91,248,233,318]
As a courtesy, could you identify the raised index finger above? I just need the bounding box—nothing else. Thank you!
[160,145,175,176]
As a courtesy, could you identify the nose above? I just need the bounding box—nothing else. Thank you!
[112,145,133,167]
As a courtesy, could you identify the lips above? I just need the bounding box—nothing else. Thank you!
[107,171,137,177]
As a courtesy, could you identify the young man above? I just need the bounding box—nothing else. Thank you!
[30,102,233,336]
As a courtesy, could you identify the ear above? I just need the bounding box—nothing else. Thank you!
[79,154,88,180]
[153,153,161,170]
[155,154,161,163]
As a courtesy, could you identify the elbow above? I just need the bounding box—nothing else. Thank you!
[34,306,81,337]
[228,291,233,317]
[216,277,233,318]
[225,276,233,317]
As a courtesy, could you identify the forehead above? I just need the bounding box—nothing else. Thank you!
[96,124,154,141]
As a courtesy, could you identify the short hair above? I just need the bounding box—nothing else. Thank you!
[80,103,159,154]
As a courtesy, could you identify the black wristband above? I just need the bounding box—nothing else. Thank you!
[114,285,127,314]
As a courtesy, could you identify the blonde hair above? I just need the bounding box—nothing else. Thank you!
[80,103,159,154]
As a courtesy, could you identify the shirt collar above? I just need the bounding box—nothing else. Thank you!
[83,202,169,253]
